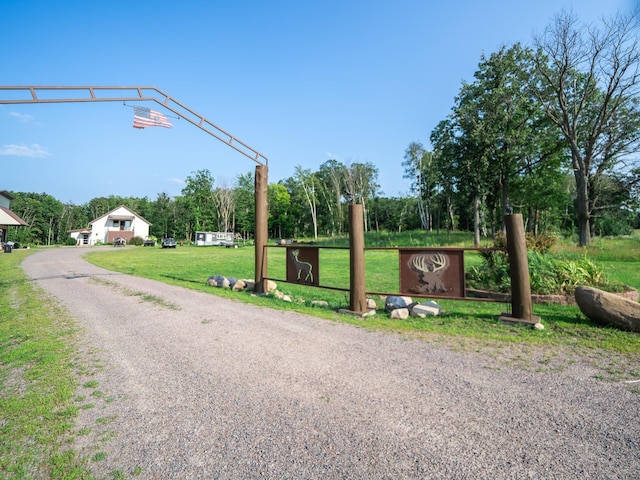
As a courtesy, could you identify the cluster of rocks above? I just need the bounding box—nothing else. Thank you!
[383,295,442,319]
[208,275,246,291]
[206,275,442,319]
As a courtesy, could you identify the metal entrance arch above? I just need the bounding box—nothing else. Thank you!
[0,85,269,292]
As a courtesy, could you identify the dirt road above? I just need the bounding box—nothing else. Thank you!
[22,247,640,479]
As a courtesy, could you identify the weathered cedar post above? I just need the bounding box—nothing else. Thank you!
[254,164,268,294]
[501,213,539,325]
[349,204,367,313]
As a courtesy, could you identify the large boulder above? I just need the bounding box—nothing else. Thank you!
[410,301,441,318]
[575,286,640,332]
[384,296,413,312]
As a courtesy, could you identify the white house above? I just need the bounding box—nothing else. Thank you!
[69,205,151,246]
[0,190,29,243]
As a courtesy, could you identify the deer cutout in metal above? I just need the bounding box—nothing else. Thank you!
[409,252,448,293]
[290,249,314,283]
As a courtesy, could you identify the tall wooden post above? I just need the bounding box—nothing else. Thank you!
[349,204,367,313]
[254,164,268,294]
[501,213,538,325]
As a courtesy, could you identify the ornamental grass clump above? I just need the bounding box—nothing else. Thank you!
[467,235,625,296]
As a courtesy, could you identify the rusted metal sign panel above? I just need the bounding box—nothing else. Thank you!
[286,246,319,286]
[399,249,465,298]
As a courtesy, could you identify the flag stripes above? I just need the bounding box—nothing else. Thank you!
[133,106,173,129]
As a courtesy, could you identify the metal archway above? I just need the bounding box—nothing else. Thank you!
[0,85,269,292]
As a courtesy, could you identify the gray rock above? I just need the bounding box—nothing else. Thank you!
[207,275,226,287]
[575,286,640,332]
[385,295,413,312]
[390,308,410,320]
[410,301,441,317]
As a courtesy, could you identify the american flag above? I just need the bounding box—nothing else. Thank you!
[133,106,173,129]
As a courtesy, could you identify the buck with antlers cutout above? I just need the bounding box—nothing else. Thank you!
[409,252,449,293]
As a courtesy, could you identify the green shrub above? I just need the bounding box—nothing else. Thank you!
[130,236,144,246]
[467,249,624,295]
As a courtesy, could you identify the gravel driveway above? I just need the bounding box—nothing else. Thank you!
[21,247,640,479]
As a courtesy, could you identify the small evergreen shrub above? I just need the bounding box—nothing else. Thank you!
[130,236,144,246]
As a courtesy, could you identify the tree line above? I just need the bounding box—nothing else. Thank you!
[6,11,640,247]
[6,160,412,246]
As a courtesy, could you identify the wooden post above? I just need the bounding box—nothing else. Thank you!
[349,204,367,313]
[254,164,268,294]
[501,213,539,325]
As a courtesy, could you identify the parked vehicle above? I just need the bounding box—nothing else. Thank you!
[143,239,156,247]
[161,237,177,248]
[113,237,126,247]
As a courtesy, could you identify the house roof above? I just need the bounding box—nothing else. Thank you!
[0,206,29,227]
[0,190,14,201]
[89,205,152,226]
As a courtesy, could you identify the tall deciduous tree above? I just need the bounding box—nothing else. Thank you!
[342,162,380,232]
[8,192,64,245]
[268,183,292,239]
[233,171,255,238]
[316,159,347,236]
[294,166,319,240]
[181,169,216,240]
[431,43,567,243]
[150,192,174,238]
[533,10,640,246]
[214,180,235,232]
[403,142,437,231]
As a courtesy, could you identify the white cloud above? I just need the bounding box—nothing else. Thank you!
[0,143,51,158]
[10,111,35,122]
[168,178,184,185]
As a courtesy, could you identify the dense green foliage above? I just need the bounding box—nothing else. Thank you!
[467,232,633,295]
[427,11,640,247]
[467,250,624,295]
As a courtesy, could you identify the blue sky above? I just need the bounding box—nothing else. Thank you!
[1,0,635,205]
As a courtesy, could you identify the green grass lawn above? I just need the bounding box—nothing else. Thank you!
[0,250,95,478]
